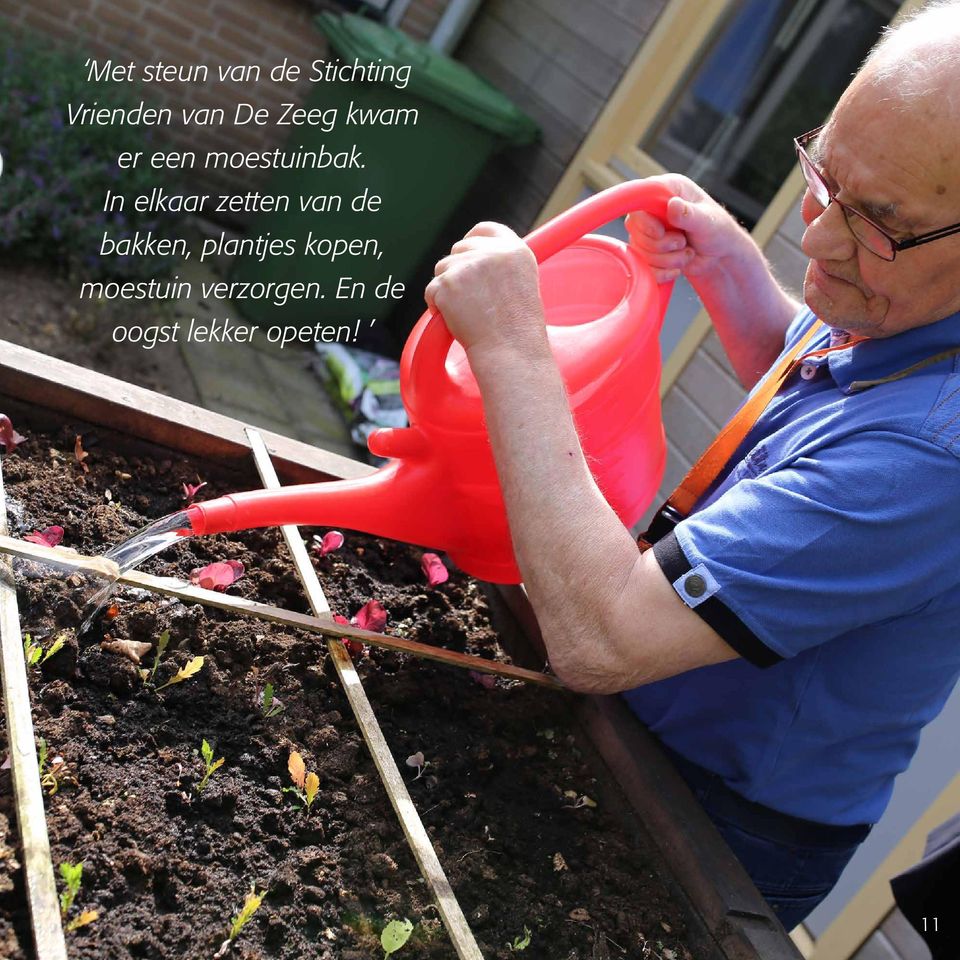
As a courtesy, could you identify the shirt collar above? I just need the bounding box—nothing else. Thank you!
[819,309,960,394]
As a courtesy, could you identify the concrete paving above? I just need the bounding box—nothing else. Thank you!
[174,257,359,461]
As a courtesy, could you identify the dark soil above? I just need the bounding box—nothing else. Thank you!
[0,398,700,960]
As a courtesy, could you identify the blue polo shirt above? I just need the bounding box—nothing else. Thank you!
[624,307,960,826]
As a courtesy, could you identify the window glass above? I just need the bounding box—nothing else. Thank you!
[642,0,897,226]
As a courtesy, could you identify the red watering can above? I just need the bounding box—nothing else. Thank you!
[187,181,674,583]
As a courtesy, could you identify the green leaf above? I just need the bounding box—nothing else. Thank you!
[510,926,532,951]
[381,918,414,957]
[229,887,265,940]
[201,739,213,765]
[58,861,83,916]
[262,682,274,713]
[157,655,204,689]
[41,633,66,664]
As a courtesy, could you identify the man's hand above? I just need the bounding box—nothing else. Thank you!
[625,173,749,284]
[424,222,545,360]
[627,173,800,388]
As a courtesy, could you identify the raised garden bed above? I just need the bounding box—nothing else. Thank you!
[0,341,802,960]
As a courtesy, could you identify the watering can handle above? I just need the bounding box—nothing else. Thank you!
[408,179,674,398]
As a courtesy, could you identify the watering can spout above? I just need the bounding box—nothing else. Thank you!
[185,450,452,551]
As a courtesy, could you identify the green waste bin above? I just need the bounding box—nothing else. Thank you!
[230,12,538,334]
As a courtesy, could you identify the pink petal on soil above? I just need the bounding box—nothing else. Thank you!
[332,614,363,656]
[0,414,25,452]
[421,552,449,588]
[24,525,64,548]
[182,481,207,501]
[351,599,387,633]
[469,670,497,690]
[313,530,344,557]
[189,559,245,592]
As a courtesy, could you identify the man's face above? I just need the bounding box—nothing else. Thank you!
[800,74,960,337]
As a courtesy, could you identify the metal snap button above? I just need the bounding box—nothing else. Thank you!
[684,574,707,598]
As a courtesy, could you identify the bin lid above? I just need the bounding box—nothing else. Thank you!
[315,12,539,145]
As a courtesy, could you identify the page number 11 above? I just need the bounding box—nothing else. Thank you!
[922,917,939,933]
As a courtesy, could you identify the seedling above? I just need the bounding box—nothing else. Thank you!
[38,738,70,796]
[139,629,170,684]
[215,886,265,957]
[59,861,98,931]
[0,413,26,451]
[381,919,413,958]
[283,751,319,812]
[259,682,284,719]
[196,739,225,793]
[156,655,204,690]
[230,886,264,939]
[311,530,344,557]
[74,435,89,473]
[508,927,532,952]
[23,633,65,667]
[405,751,429,780]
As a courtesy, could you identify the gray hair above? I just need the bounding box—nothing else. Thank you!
[862,0,960,105]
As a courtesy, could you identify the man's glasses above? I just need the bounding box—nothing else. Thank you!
[794,125,960,262]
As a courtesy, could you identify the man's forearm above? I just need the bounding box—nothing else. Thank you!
[466,329,649,688]
[689,232,801,388]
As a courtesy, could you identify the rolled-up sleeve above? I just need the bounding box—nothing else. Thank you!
[653,430,960,666]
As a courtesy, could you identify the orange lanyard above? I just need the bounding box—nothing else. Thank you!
[646,321,864,539]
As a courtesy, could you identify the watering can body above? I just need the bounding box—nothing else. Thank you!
[188,181,674,583]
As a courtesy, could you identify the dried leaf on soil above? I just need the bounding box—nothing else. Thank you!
[288,751,306,789]
[100,638,152,665]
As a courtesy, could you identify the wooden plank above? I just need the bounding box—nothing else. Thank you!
[493,584,803,960]
[245,429,484,960]
[0,339,373,485]
[1,345,799,959]
[577,696,804,960]
[0,535,562,691]
[0,460,68,960]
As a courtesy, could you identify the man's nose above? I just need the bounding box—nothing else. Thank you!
[800,192,858,262]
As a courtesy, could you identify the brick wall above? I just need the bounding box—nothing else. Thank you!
[0,0,329,196]
[398,0,450,41]
[454,0,668,231]
[386,0,668,337]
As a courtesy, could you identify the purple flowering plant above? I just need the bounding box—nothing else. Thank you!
[0,28,179,280]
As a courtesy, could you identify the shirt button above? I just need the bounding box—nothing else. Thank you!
[684,574,707,598]
[800,363,818,380]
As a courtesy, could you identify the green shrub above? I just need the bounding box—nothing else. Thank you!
[0,26,179,279]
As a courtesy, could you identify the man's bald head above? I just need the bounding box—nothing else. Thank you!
[858,0,960,112]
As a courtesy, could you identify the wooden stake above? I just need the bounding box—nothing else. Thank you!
[245,428,484,960]
[0,535,562,691]
[0,461,68,960]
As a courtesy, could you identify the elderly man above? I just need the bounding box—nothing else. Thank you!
[424,1,960,930]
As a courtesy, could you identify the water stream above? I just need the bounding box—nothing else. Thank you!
[80,510,193,633]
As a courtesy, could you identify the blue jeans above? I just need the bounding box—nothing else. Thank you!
[666,748,871,931]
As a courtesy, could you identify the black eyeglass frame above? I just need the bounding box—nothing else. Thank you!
[794,124,960,262]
